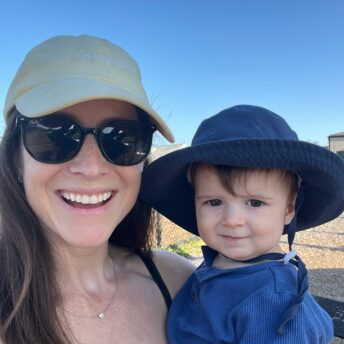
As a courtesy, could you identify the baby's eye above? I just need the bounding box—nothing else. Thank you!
[247,199,264,207]
[206,199,223,207]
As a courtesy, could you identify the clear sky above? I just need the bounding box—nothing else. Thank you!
[1,0,343,146]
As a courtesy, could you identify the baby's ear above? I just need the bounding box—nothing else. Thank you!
[284,194,297,225]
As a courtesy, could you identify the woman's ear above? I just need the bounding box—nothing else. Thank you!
[284,193,297,225]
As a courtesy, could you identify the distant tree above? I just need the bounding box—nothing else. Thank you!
[305,139,320,146]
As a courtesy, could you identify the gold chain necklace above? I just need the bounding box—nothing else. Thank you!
[61,265,119,320]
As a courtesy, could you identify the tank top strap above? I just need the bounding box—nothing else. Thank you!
[135,250,172,309]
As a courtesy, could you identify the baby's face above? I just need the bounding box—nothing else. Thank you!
[193,165,295,261]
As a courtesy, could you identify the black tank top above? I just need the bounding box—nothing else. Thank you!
[136,250,172,309]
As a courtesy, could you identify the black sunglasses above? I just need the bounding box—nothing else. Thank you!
[17,114,156,166]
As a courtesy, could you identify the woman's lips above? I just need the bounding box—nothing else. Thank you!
[60,191,113,208]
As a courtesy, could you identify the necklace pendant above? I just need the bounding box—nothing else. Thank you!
[98,312,105,319]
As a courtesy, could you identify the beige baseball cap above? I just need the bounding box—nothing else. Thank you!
[4,34,174,142]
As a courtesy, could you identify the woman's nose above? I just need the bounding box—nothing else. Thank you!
[68,135,110,177]
[222,204,245,227]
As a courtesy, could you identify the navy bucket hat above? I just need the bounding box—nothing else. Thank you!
[140,105,344,235]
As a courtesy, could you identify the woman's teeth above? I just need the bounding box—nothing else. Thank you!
[61,192,112,204]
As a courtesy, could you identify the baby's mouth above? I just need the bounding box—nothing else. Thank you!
[61,191,112,208]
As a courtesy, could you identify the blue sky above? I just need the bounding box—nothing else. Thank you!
[1,0,343,146]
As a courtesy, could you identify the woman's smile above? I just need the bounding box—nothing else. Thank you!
[61,190,113,207]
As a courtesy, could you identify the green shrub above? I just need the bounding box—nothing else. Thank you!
[166,237,203,258]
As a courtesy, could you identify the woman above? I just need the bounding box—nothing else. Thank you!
[0,35,194,343]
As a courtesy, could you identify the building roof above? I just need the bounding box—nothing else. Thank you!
[149,144,188,161]
[328,131,344,138]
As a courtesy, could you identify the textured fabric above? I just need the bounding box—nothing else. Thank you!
[167,247,333,344]
[140,105,344,235]
[4,35,174,142]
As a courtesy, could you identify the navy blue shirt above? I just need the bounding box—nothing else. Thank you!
[168,247,333,343]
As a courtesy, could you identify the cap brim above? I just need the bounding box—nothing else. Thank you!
[13,78,175,142]
[141,139,344,234]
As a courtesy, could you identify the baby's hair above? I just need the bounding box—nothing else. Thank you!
[188,163,300,201]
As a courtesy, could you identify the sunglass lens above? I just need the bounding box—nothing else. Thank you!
[100,122,152,165]
[23,115,81,163]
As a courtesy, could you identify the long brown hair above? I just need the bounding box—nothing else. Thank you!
[0,108,154,343]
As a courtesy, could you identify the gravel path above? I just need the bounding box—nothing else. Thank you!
[280,214,344,303]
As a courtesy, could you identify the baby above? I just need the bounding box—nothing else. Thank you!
[141,105,344,343]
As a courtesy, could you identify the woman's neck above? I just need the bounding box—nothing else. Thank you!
[53,242,117,294]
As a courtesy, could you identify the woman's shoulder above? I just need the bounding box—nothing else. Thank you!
[110,245,195,298]
[151,249,195,298]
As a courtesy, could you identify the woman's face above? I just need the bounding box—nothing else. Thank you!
[21,99,144,250]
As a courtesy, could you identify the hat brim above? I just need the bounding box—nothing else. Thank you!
[141,139,344,235]
[12,78,175,143]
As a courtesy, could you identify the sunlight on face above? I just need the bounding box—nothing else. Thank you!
[194,164,296,261]
[22,99,144,251]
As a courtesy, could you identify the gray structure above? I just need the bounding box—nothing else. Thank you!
[328,132,344,159]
